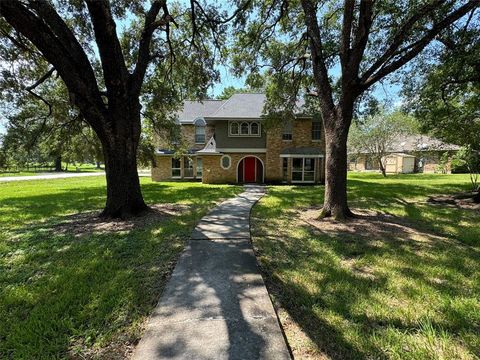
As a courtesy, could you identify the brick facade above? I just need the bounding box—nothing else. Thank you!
[202,153,266,184]
[151,155,203,181]
[153,118,326,184]
[265,118,326,182]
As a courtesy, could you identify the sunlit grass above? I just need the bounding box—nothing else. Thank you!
[252,173,480,360]
[0,177,241,358]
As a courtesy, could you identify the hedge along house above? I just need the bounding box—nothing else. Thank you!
[349,134,460,174]
[152,93,326,184]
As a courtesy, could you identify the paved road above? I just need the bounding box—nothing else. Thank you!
[0,171,151,183]
[132,185,291,360]
[0,172,106,182]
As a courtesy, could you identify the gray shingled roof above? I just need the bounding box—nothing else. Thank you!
[176,100,225,123]
[208,93,267,118]
[387,135,460,152]
[209,93,308,118]
[177,93,308,122]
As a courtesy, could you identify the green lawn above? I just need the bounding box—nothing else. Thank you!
[0,177,241,359]
[251,173,480,360]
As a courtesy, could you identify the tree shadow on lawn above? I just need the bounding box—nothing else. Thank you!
[260,179,479,247]
[0,207,195,359]
[0,182,240,359]
[253,208,480,359]
[0,181,240,229]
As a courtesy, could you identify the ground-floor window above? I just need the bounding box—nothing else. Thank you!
[196,158,203,178]
[292,158,315,182]
[282,158,288,182]
[184,157,194,178]
[172,158,181,178]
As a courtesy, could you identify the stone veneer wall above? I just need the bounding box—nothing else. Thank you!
[265,118,326,183]
[202,153,267,184]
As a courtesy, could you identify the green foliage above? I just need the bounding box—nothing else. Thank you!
[0,79,102,170]
[405,19,480,151]
[231,1,477,116]
[452,146,480,190]
[0,1,227,173]
[0,177,241,358]
[216,86,262,100]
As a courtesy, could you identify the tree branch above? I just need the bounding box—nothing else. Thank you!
[25,67,55,91]
[361,0,479,89]
[300,0,335,114]
[130,0,167,96]
[85,0,129,100]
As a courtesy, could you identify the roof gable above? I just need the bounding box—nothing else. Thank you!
[176,93,309,122]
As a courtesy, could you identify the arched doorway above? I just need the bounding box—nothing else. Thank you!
[237,156,264,183]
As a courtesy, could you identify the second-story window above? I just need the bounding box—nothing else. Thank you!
[194,118,206,143]
[229,121,261,137]
[230,122,239,135]
[240,122,250,135]
[195,125,205,143]
[250,122,260,135]
[282,121,293,141]
[312,121,322,140]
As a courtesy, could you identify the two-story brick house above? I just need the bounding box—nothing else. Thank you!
[151,93,325,184]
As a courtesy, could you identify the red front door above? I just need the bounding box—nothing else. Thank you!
[244,157,256,182]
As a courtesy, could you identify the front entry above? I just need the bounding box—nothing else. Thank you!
[244,157,256,182]
[238,156,263,183]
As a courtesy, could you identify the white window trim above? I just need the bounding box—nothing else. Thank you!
[216,148,267,153]
[196,158,203,179]
[183,157,194,179]
[312,122,322,141]
[171,158,181,179]
[291,158,316,183]
[220,155,232,170]
[228,121,262,137]
[195,124,206,144]
[280,154,324,158]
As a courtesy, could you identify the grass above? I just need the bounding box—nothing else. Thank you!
[251,173,480,360]
[0,176,241,359]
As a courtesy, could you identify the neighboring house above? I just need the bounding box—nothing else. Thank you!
[152,93,325,184]
[349,134,460,174]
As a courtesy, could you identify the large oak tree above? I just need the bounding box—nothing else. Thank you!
[0,0,236,217]
[233,0,479,219]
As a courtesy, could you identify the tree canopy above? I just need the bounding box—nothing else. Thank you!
[231,0,479,219]
[0,0,242,217]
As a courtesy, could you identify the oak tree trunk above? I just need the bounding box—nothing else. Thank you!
[54,155,62,172]
[96,103,147,218]
[320,110,355,220]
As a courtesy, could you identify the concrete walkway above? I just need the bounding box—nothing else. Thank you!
[132,185,290,360]
[0,171,105,182]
